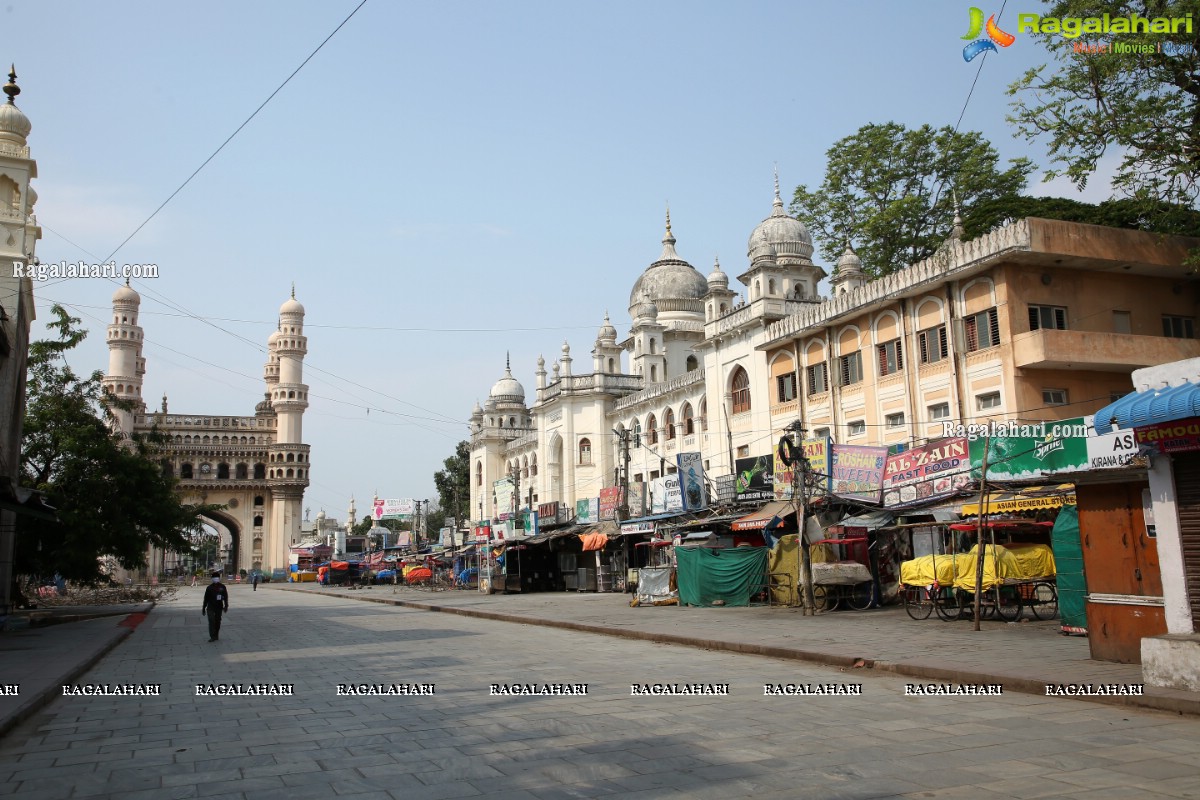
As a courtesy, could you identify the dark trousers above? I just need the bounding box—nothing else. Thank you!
[206,608,223,640]
[252,580,258,591]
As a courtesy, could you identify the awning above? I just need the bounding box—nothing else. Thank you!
[833,510,894,531]
[959,486,1076,516]
[1095,381,1200,434]
[732,500,795,531]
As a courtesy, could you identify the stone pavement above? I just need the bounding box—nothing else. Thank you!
[2,587,1200,799]
[285,583,1200,716]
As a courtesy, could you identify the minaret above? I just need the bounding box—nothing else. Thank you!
[265,288,310,574]
[102,279,146,438]
[339,496,353,557]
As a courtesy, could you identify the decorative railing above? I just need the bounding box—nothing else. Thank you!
[615,369,705,411]
[762,219,1031,347]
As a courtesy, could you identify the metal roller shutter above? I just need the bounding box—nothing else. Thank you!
[1174,452,1200,629]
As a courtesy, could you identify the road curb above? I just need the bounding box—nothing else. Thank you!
[292,586,1200,717]
[0,605,152,741]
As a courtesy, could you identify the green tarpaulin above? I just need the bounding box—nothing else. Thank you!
[1052,504,1088,635]
[675,546,768,607]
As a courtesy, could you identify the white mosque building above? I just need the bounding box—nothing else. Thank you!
[469,178,827,528]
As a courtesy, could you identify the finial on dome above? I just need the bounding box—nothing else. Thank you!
[125,277,130,287]
[291,281,295,299]
[773,164,782,206]
[948,192,965,242]
[3,66,18,104]
[506,350,511,371]
[665,203,672,237]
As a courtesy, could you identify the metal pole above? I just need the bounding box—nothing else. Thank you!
[972,435,990,631]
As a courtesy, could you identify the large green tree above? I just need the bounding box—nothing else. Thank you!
[1008,0,1200,216]
[790,123,1033,277]
[431,440,470,531]
[17,307,215,582]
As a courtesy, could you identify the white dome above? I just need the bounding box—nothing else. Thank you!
[280,296,304,316]
[112,282,139,305]
[489,360,525,403]
[1,69,30,141]
[836,244,863,275]
[707,258,729,290]
[628,215,708,314]
[597,312,617,343]
[747,182,814,264]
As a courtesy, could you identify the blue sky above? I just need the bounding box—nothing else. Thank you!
[6,0,1110,524]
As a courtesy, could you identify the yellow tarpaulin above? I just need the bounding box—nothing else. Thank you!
[899,553,963,588]
[766,535,835,605]
[952,544,1023,590]
[900,544,1047,590]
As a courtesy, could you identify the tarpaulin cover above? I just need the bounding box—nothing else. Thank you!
[953,544,1023,590]
[580,532,609,551]
[405,567,433,583]
[1051,504,1088,633]
[811,561,872,586]
[635,566,677,605]
[1006,544,1056,579]
[331,561,350,571]
[767,533,801,606]
[675,546,768,607]
[899,554,962,588]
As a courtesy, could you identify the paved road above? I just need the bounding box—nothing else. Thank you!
[1,588,1199,800]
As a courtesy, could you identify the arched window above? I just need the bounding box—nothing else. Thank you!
[253,515,263,527]
[647,414,658,445]
[649,338,657,354]
[254,463,265,479]
[579,438,592,465]
[731,366,751,413]
[476,462,483,486]
[664,408,676,440]
[632,418,642,446]
[181,463,193,479]
[217,463,230,479]
[522,456,529,479]
[650,365,658,382]
[254,495,264,506]
[235,463,248,480]
[608,357,615,372]
[699,398,708,431]
[531,454,538,476]
[686,355,698,372]
[161,460,173,479]
[681,402,694,435]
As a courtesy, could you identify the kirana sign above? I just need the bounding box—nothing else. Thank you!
[1087,430,1141,469]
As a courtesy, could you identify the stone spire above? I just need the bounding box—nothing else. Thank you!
[658,203,680,261]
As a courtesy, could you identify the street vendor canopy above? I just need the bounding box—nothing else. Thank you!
[732,500,794,531]
[1094,380,1200,434]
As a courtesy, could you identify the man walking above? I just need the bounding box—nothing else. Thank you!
[251,570,260,591]
[201,571,229,642]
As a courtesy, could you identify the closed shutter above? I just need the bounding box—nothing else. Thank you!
[1174,451,1200,629]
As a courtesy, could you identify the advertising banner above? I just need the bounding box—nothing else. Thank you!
[519,509,538,538]
[628,482,647,518]
[650,475,684,514]
[473,524,491,543]
[773,438,794,501]
[734,455,774,502]
[830,444,888,503]
[538,501,560,525]
[1136,418,1200,453]
[966,417,1092,480]
[676,452,707,511]
[802,437,832,493]
[493,479,515,520]
[882,437,971,508]
[575,498,593,524]
[599,487,623,520]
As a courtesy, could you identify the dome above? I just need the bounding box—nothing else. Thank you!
[255,393,275,415]
[25,183,36,211]
[628,212,708,312]
[597,312,617,343]
[280,295,304,316]
[633,292,659,323]
[316,509,326,522]
[489,356,525,403]
[707,258,729,290]
[112,281,140,305]
[0,68,30,142]
[835,244,863,275]
[268,330,282,346]
[747,178,814,263]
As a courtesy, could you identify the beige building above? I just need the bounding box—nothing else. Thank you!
[761,218,1200,449]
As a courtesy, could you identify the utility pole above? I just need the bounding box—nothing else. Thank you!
[511,464,521,535]
[972,435,990,632]
[785,420,815,614]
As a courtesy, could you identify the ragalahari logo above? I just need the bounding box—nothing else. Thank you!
[962,7,1015,61]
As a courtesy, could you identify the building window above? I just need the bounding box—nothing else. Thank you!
[806,362,828,395]
[686,355,698,371]
[731,367,751,413]
[632,418,642,446]
[928,402,950,421]
[976,391,1002,411]
[838,351,863,386]
[885,412,905,429]
[181,463,193,479]
[647,414,658,445]
[665,408,676,440]
[1042,389,1068,406]
[813,427,831,439]
[918,326,948,364]
[235,463,248,480]
[736,445,750,457]
[1113,310,1131,334]
[1029,305,1068,331]
[476,462,483,486]
[650,365,658,382]
[848,420,866,437]
[776,372,797,402]
[877,339,903,376]
[699,398,708,432]
[579,438,592,464]
[1163,315,1196,339]
[681,402,694,435]
[964,307,1000,351]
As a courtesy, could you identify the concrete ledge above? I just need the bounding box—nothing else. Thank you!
[1143,633,1200,693]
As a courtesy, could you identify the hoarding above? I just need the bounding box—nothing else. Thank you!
[599,487,623,520]
[882,437,970,508]
[1136,418,1200,453]
[493,479,515,521]
[676,452,707,511]
[830,444,888,503]
[967,417,1092,480]
[734,455,774,502]
[650,475,683,514]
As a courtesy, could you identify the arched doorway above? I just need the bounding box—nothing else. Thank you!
[201,509,242,576]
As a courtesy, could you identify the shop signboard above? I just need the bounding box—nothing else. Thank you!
[1136,418,1200,453]
[473,524,491,543]
[1087,429,1141,469]
[621,520,655,535]
[734,455,774,502]
[650,475,683,514]
[773,437,794,501]
[677,452,707,511]
[628,482,647,518]
[599,487,622,520]
[830,444,888,503]
[965,417,1092,480]
[882,437,971,508]
[802,436,832,493]
[714,474,737,504]
[575,498,593,523]
[519,509,538,538]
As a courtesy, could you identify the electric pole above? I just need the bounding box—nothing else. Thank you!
[614,428,632,521]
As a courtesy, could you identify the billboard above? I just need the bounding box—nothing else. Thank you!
[830,444,888,503]
[967,417,1092,480]
[1136,418,1200,454]
[677,452,707,511]
[377,498,414,520]
[650,475,683,514]
[599,487,623,520]
[734,455,774,502]
[493,479,515,520]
